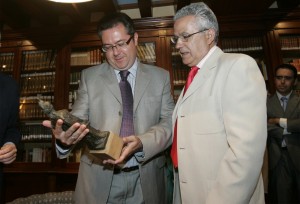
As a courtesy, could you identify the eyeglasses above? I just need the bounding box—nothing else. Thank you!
[275,75,294,81]
[170,29,209,44]
[102,35,134,53]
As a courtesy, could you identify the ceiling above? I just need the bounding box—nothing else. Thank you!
[0,0,299,45]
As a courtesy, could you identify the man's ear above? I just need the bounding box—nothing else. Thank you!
[293,77,298,87]
[206,29,215,44]
[134,32,139,45]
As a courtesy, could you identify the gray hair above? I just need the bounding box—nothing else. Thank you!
[174,2,219,43]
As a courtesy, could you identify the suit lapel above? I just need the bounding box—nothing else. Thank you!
[134,63,151,112]
[269,94,284,116]
[100,64,122,104]
[97,63,151,110]
[286,92,300,115]
[180,47,223,103]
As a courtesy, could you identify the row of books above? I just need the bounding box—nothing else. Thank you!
[0,52,14,72]
[20,147,52,162]
[172,56,189,85]
[173,67,188,85]
[21,134,52,142]
[221,37,263,52]
[20,124,52,142]
[20,95,54,104]
[71,47,102,66]
[137,43,156,63]
[19,103,47,119]
[20,72,55,94]
[22,50,57,71]
[70,71,81,85]
[280,35,300,50]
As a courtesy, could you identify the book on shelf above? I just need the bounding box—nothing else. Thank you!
[137,45,146,62]
[0,52,14,72]
[69,72,81,85]
[222,37,263,52]
[71,47,102,66]
[20,72,55,94]
[22,50,57,71]
[137,43,156,63]
[20,95,53,119]
[280,36,300,50]
[29,147,51,162]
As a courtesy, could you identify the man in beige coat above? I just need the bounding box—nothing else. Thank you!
[170,3,267,204]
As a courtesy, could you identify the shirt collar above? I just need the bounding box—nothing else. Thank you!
[276,91,293,100]
[114,58,138,78]
[196,45,217,68]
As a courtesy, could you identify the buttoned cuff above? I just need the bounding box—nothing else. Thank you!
[279,118,287,129]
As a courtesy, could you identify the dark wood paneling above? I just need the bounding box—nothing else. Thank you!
[138,0,152,18]
[3,172,77,202]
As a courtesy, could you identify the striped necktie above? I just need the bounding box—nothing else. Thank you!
[281,96,288,111]
[119,70,134,137]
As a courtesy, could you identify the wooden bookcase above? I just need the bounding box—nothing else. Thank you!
[1,12,300,202]
[277,31,300,93]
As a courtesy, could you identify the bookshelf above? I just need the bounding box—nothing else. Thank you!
[137,42,156,65]
[279,35,300,72]
[0,52,14,75]
[220,36,268,80]
[279,34,300,93]
[18,120,52,163]
[17,49,57,164]
[68,46,103,111]
[64,45,104,163]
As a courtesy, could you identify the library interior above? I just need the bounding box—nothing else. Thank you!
[0,0,299,203]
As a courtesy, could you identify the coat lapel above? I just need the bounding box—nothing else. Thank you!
[134,63,151,112]
[100,64,122,104]
[97,63,151,111]
[269,94,284,116]
[286,92,300,115]
[180,47,223,103]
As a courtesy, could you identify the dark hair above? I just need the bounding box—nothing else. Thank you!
[275,63,298,79]
[97,12,135,37]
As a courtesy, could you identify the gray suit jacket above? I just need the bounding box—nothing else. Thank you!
[267,91,300,171]
[58,62,174,204]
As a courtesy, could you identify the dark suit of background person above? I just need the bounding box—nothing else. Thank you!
[0,73,21,203]
[267,63,300,204]
[43,12,174,204]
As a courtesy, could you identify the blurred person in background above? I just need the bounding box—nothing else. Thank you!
[0,72,21,203]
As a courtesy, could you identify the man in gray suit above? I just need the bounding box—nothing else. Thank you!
[43,12,174,204]
[267,63,300,204]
